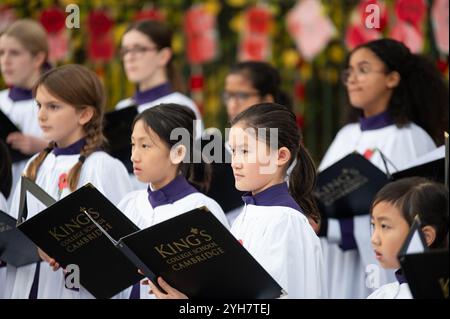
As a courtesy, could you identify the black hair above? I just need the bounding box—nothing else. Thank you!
[229,61,293,110]
[231,102,320,225]
[132,103,211,193]
[345,39,448,145]
[371,177,449,249]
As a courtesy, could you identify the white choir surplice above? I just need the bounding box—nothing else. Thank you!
[231,183,326,299]
[4,140,132,299]
[367,270,412,299]
[318,113,436,299]
[0,193,8,299]
[115,83,204,191]
[118,175,229,299]
[0,88,45,207]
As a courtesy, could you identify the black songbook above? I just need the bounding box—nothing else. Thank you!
[392,158,445,184]
[0,210,40,267]
[314,153,389,219]
[17,182,285,299]
[103,106,138,173]
[399,249,449,299]
[0,109,31,163]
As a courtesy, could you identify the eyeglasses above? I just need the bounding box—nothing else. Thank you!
[222,91,261,104]
[341,65,387,85]
[119,46,158,58]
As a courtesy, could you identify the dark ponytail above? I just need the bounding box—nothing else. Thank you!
[132,103,211,193]
[231,103,320,225]
[346,39,448,145]
[289,143,320,225]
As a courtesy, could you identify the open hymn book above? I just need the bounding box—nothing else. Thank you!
[15,177,285,299]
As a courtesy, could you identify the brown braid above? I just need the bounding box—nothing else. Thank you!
[31,64,107,191]
[67,112,105,191]
[24,142,55,182]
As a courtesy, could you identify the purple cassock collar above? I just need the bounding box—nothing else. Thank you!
[53,138,86,156]
[147,175,198,209]
[133,82,173,106]
[241,182,302,212]
[359,111,394,131]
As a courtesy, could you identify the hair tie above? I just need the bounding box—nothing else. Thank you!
[79,155,86,164]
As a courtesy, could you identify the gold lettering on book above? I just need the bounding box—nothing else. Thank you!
[313,168,369,206]
[439,277,449,299]
[154,227,225,271]
[47,207,112,253]
[0,222,12,233]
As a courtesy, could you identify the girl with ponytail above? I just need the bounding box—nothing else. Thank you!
[5,64,132,299]
[319,38,449,299]
[146,103,325,299]
[117,103,228,299]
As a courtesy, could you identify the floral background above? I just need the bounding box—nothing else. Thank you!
[0,0,448,161]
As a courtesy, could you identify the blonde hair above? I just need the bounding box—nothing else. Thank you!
[2,19,49,69]
[25,65,106,191]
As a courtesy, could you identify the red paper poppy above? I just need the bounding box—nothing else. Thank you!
[58,173,68,191]
[395,0,427,27]
[88,10,114,36]
[246,6,271,34]
[363,149,375,160]
[436,59,449,74]
[296,112,305,130]
[40,7,66,33]
[190,75,204,90]
[345,24,381,50]
[134,9,164,22]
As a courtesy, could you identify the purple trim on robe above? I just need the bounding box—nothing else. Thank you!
[147,175,198,209]
[129,283,140,299]
[395,269,407,285]
[53,138,86,156]
[338,217,358,251]
[359,111,394,131]
[241,182,302,212]
[8,87,33,102]
[133,82,173,106]
[28,262,40,299]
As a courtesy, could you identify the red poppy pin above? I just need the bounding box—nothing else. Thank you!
[58,173,68,191]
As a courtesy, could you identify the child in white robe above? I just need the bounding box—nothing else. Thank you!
[115,20,203,190]
[145,103,326,299]
[368,177,448,299]
[117,103,229,299]
[4,65,132,299]
[319,38,448,298]
[0,19,50,204]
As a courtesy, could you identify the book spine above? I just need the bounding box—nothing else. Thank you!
[116,241,165,293]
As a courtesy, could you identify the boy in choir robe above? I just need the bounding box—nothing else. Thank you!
[5,65,132,299]
[368,177,448,299]
[318,39,448,298]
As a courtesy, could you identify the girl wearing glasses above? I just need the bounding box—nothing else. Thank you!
[318,39,448,298]
[116,20,203,143]
[0,19,50,204]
